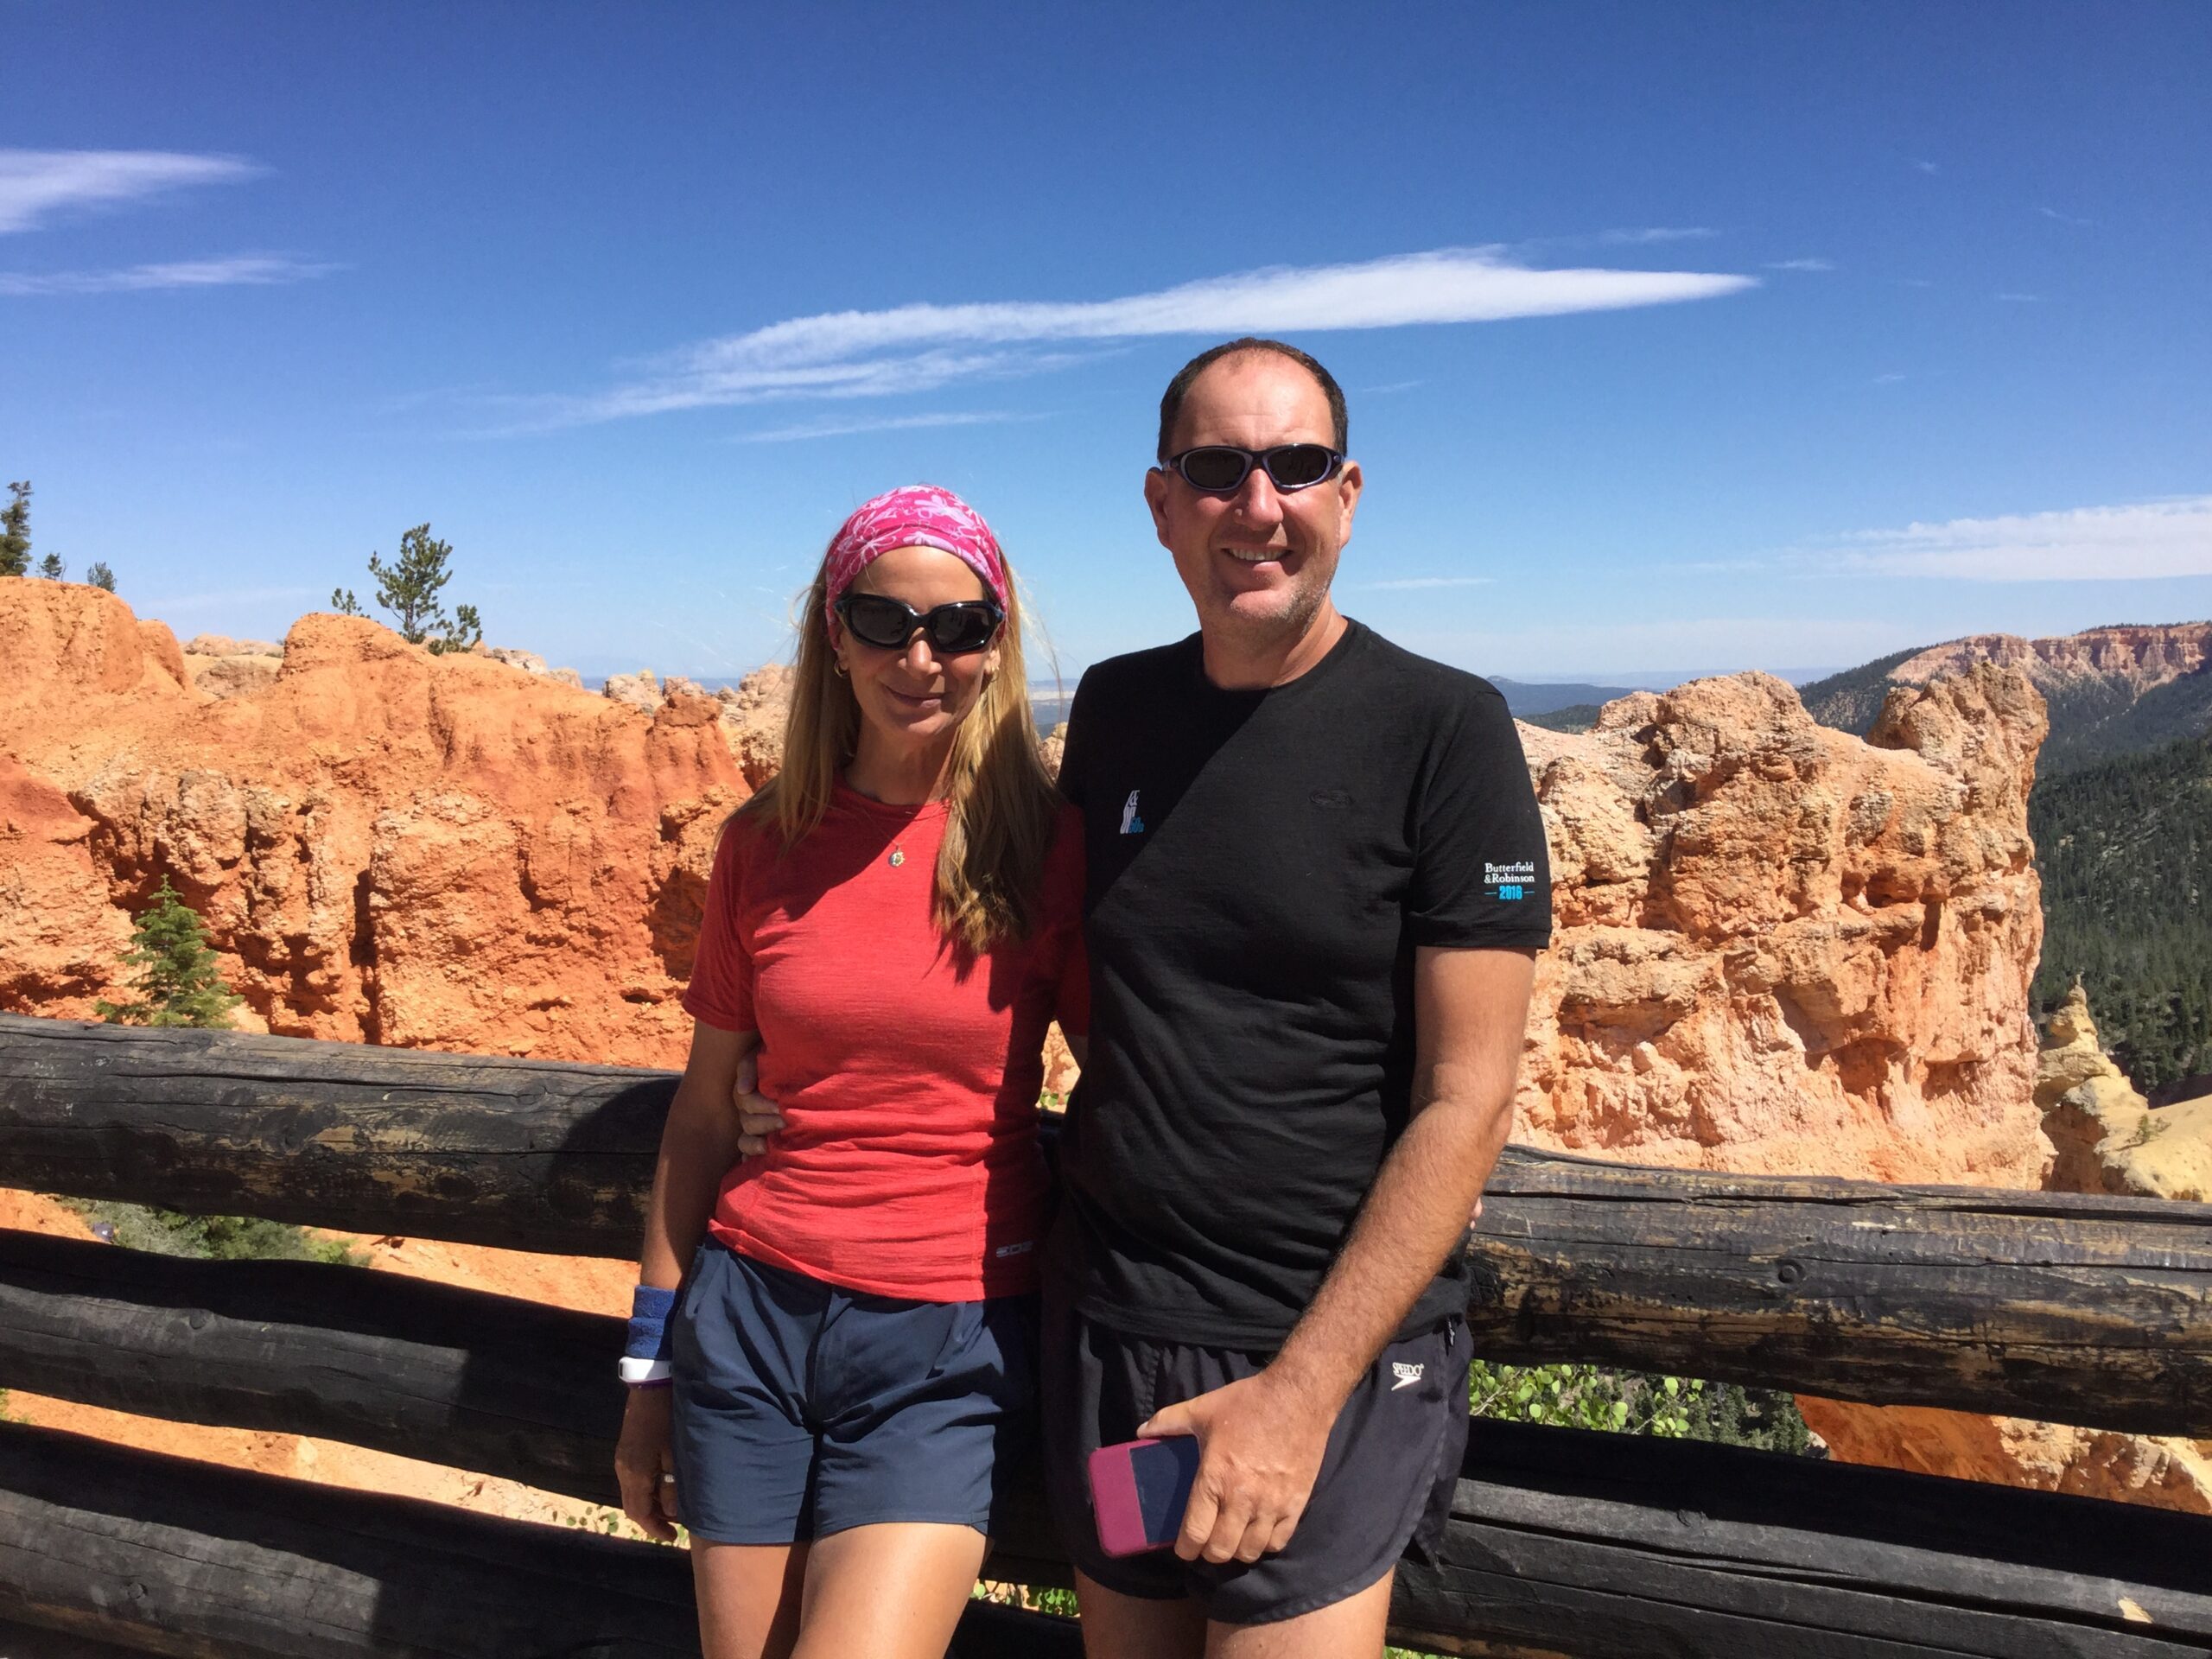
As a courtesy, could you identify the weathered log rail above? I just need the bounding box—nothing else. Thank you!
[6,1014,2210,1435]
[7,1230,2212,1656]
[0,1423,1071,1659]
[7,1013,2212,1657]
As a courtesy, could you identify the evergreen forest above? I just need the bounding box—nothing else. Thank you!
[2031,730,2212,1098]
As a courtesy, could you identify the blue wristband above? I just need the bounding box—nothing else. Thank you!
[627,1284,678,1362]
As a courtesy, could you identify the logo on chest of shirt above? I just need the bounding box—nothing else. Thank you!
[1118,790,1146,836]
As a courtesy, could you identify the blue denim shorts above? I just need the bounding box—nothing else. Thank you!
[670,1241,1038,1544]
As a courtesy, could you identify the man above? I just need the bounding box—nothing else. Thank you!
[1044,337,1553,1656]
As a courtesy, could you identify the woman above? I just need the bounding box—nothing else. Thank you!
[614,485,1084,1659]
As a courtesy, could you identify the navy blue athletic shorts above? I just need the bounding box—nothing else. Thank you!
[670,1240,1037,1544]
[1040,1292,1469,1626]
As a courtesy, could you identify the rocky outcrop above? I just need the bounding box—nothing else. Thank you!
[0,584,747,1065]
[2038,982,2212,1202]
[184,633,283,658]
[1510,666,2050,1185]
[1891,623,2212,696]
[714,664,792,791]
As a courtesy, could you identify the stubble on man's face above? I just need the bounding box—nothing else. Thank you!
[1144,354,1362,658]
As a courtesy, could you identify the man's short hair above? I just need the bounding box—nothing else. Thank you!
[1156,338,1349,461]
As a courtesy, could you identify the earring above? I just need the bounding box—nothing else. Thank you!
[832,658,849,678]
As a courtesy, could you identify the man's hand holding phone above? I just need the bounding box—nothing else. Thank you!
[1131,1369,1336,1566]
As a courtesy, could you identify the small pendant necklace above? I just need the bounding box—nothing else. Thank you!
[888,842,906,868]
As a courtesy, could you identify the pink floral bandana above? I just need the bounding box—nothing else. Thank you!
[824,484,1008,609]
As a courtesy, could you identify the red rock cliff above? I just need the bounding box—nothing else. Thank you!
[2,582,745,1065]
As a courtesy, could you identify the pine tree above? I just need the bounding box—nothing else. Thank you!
[85,562,116,592]
[358,523,482,653]
[0,481,29,578]
[38,551,63,581]
[93,879,243,1029]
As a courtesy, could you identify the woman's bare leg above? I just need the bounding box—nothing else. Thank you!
[692,1541,808,1659]
[792,1522,991,1659]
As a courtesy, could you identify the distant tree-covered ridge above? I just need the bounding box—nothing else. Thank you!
[2031,729,2212,1096]
[1797,645,1926,736]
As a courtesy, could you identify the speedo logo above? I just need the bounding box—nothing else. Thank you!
[994,1240,1034,1259]
[1390,1362,1425,1391]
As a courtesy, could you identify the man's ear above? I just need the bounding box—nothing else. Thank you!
[1143,466,1173,549]
[1334,459,1363,548]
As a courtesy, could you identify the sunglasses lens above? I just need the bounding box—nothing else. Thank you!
[928,605,1000,654]
[1265,448,1327,486]
[1265,445,1336,489]
[842,594,916,649]
[1177,448,1252,493]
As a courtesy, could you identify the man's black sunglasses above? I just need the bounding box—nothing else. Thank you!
[834,593,1004,656]
[1161,443,1345,495]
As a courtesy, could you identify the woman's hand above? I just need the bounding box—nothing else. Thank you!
[731,1051,785,1155]
[614,1385,681,1542]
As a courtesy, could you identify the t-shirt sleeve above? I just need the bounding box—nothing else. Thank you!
[1041,803,1090,1037]
[1407,679,1554,950]
[680,816,759,1033]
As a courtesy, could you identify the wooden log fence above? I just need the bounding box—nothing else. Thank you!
[6,1014,2210,1435]
[6,1228,2211,1656]
[0,1423,1071,1659]
[7,1013,2212,1656]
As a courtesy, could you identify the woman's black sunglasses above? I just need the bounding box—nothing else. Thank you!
[835,593,1004,656]
[1162,443,1345,495]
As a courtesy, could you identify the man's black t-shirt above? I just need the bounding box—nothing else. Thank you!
[1052,620,1554,1350]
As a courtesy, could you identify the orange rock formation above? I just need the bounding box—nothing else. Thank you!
[1513,666,2050,1185]
[2,581,747,1065]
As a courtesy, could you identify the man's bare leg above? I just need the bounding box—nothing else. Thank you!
[1073,1570,1207,1659]
[1208,1569,1394,1659]
[791,1522,990,1659]
[691,1541,807,1659]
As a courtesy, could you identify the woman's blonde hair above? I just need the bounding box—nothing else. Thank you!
[733,542,1059,955]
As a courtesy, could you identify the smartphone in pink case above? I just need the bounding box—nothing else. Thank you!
[1086,1435,1201,1557]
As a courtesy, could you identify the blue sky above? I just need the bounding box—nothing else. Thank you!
[6,2,2209,685]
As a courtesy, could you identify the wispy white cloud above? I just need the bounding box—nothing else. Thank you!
[1872,372,1908,385]
[0,254,339,296]
[488,248,1757,432]
[1361,379,1426,395]
[0,149,261,234]
[1994,291,2043,303]
[730,410,1033,444]
[1595,226,1718,245]
[2037,206,2094,226]
[1912,159,1941,175]
[1807,496,2212,582]
[1362,575,1497,590]
[1764,257,1834,272]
